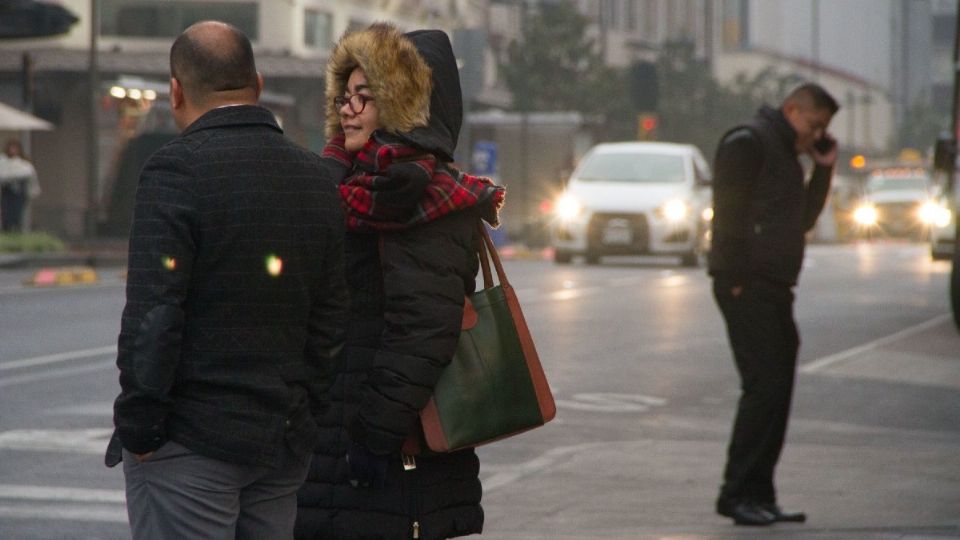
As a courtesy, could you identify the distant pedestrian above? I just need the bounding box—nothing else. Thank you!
[294,23,503,540]
[104,20,348,539]
[0,139,40,232]
[709,83,839,526]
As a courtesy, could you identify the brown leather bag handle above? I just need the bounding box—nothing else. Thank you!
[476,222,508,290]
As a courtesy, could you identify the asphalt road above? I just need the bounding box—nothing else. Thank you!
[1,242,958,539]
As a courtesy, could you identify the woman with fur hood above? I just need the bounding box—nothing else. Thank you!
[294,23,504,540]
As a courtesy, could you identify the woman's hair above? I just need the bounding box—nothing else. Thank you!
[5,139,27,160]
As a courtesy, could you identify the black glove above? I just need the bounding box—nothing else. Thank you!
[346,442,388,488]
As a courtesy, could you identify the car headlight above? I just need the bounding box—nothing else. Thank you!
[918,200,952,228]
[554,194,583,221]
[658,198,690,223]
[853,203,878,226]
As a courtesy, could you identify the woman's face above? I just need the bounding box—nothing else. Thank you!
[5,142,22,158]
[339,68,380,152]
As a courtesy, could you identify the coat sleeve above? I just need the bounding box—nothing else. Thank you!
[112,144,197,455]
[349,222,473,455]
[304,203,349,419]
[711,128,763,285]
[803,164,834,232]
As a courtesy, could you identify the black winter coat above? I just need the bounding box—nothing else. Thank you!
[295,209,484,540]
[708,106,833,286]
[296,25,486,540]
[106,105,348,468]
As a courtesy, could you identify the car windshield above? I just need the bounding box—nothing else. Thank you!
[575,151,686,183]
[867,175,928,193]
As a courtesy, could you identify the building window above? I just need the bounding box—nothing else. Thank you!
[933,14,956,48]
[721,0,749,51]
[101,1,259,40]
[304,9,333,48]
[625,0,637,32]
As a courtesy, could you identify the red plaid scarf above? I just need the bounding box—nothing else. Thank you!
[330,135,505,232]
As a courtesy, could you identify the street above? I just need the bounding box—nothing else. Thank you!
[1,242,958,540]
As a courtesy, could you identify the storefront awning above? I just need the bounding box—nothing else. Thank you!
[0,101,53,130]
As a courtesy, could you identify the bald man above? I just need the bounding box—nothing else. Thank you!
[105,21,348,539]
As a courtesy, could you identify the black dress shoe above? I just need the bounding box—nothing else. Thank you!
[716,497,776,526]
[759,503,807,523]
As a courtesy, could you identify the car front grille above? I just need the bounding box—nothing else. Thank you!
[587,213,650,254]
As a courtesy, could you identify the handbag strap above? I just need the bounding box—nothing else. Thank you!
[476,222,508,289]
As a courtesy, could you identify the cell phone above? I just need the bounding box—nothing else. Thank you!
[814,136,836,154]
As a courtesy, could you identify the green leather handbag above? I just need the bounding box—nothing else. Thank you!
[405,223,556,454]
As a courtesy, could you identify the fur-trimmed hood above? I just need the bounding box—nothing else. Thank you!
[325,23,462,162]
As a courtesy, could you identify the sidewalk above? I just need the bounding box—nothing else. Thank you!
[0,239,128,269]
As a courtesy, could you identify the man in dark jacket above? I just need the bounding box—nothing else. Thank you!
[105,21,347,539]
[709,83,839,526]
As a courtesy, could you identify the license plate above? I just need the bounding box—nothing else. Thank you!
[602,221,632,245]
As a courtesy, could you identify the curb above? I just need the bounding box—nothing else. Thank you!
[23,266,100,287]
[497,245,552,261]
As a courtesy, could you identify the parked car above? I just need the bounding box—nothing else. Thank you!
[549,141,712,266]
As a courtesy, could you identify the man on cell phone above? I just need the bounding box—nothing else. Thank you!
[708,83,839,526]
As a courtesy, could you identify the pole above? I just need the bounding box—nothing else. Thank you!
[86,0,100,237]
[950,0,960,330]
[519,1,530,244]
[811,0,819,81]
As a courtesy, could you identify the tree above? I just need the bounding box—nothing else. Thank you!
[499,1,632,134]
[655,40,802,157]
[896,98,947,153]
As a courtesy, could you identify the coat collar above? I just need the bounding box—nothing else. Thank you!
[182,104,282,137]
[757,105,797,155]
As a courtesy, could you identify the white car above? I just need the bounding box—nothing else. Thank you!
[850,168,947,240]
[550,141,712,266]
[929,187,955,260]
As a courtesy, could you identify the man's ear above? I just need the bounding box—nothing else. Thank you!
[254,73,264,100]
[169,77,184,110]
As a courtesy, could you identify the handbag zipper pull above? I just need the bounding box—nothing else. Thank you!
[402,454,417,471]
[412,520,420,538]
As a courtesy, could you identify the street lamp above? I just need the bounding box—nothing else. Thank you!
[87,0,100,237]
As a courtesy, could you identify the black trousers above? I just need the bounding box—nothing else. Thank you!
[1,181,27,232]
[713,278,799,503]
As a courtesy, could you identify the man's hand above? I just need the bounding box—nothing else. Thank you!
[133,451,154,463]
[811,134,837,167]
[346,442,388,488]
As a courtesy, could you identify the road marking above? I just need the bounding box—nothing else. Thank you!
[0,360,115,388]
[555,392,667,413]
[0,345,115,371]
[0,484,125,504]
[801,313,952,374]
[481,443,598,493]
[45,402,114,416]
[0,428,114,454]
[0,504,127,523]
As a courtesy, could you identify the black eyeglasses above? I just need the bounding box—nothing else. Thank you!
[334,93,375,115]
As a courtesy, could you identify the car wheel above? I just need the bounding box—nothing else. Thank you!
[554,249,573,264]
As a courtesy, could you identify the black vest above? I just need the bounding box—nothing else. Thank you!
[711,107,809,286]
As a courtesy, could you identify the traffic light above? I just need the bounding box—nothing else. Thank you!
[637,113,658,140]
[0,0,79,39]
[629,61,659,111]
[849,154,867,170]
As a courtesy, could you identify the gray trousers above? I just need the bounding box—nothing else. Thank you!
[123,440,309,540]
